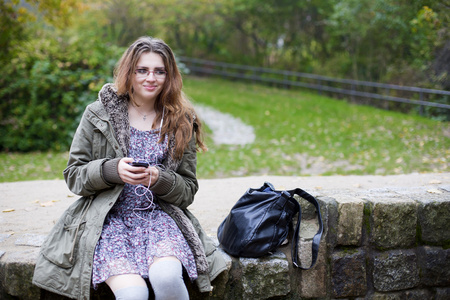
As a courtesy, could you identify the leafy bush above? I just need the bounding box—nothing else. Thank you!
[0,34,123,152]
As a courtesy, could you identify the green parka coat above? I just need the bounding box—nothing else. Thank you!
[32,84,227,300]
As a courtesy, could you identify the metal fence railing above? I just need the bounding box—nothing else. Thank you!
[179,56,450,117]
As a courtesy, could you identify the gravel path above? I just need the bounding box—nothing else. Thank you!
[195,105,255,145]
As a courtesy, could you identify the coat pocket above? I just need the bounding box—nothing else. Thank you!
[92,128,106,159]
[42,213,87,269]
[41,197,93,269]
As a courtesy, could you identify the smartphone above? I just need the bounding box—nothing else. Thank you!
[130,161,149,168]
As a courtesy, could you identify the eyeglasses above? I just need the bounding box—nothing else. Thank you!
[135,68,167,79]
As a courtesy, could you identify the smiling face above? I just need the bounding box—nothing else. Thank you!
[131,52,166,105]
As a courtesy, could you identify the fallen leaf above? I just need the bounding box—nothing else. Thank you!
[427,189,443,194]
[429,180,442,184]
[2,208,15,213]
[40,201,55,207]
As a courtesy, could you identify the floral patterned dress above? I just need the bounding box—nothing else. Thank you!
[92,127,198,288]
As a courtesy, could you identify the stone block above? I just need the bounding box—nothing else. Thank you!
[435,287,450,300]
[0,249,40,300]
[417,246,450,287]
[416,196,450,246]
[297,240,328,298]
[238,251,290,300]
[365,290,440,300]
[317,196,338,249]
[334,195,364,246]
[402,289,433,300]
[296,195,317,220]
[372,290,439,300]
[298,263,327,299]
[368,195,417,250]
[372,249,419,292]
[331,248,367,298]
[15,234,46,247]
[371,292,402,300]
[0,233,11,243]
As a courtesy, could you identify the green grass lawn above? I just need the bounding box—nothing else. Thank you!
[0,76,448,182]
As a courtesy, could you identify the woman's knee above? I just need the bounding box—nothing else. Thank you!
[148,258,188,300]
[106,274,149,300]
[150,259,182,282]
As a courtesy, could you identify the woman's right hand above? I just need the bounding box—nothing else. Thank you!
[117,157,150,185]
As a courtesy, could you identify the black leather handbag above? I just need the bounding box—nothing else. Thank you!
[217,182,323,269]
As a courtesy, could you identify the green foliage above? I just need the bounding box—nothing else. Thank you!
[0,0,125,152]
[0,1,24,60]
[0,32,122,151]
[410,6,441,66]
[88,0,447,89]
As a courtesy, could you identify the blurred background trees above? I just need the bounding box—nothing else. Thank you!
[1,0,448,152]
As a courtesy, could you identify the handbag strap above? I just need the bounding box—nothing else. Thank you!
[288,188,323,269]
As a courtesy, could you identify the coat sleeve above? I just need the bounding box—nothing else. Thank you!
[63,107,116,196]
[151,132,199,209]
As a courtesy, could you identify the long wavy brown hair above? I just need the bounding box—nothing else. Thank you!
[114,36,207,159]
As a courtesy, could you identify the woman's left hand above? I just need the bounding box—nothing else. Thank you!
[133,166,160,187]
[143,166,159,187]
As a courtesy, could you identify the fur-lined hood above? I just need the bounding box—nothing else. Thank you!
[98,83,130,159]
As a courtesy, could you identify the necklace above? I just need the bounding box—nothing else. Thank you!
[131,104,153,122]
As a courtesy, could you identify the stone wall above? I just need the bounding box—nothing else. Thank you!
[301,188,450,300]
[208,185,450,299]
[1,184,449,299]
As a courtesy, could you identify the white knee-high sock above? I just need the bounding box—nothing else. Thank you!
[113,286,149,300]
[148,259,189,300]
